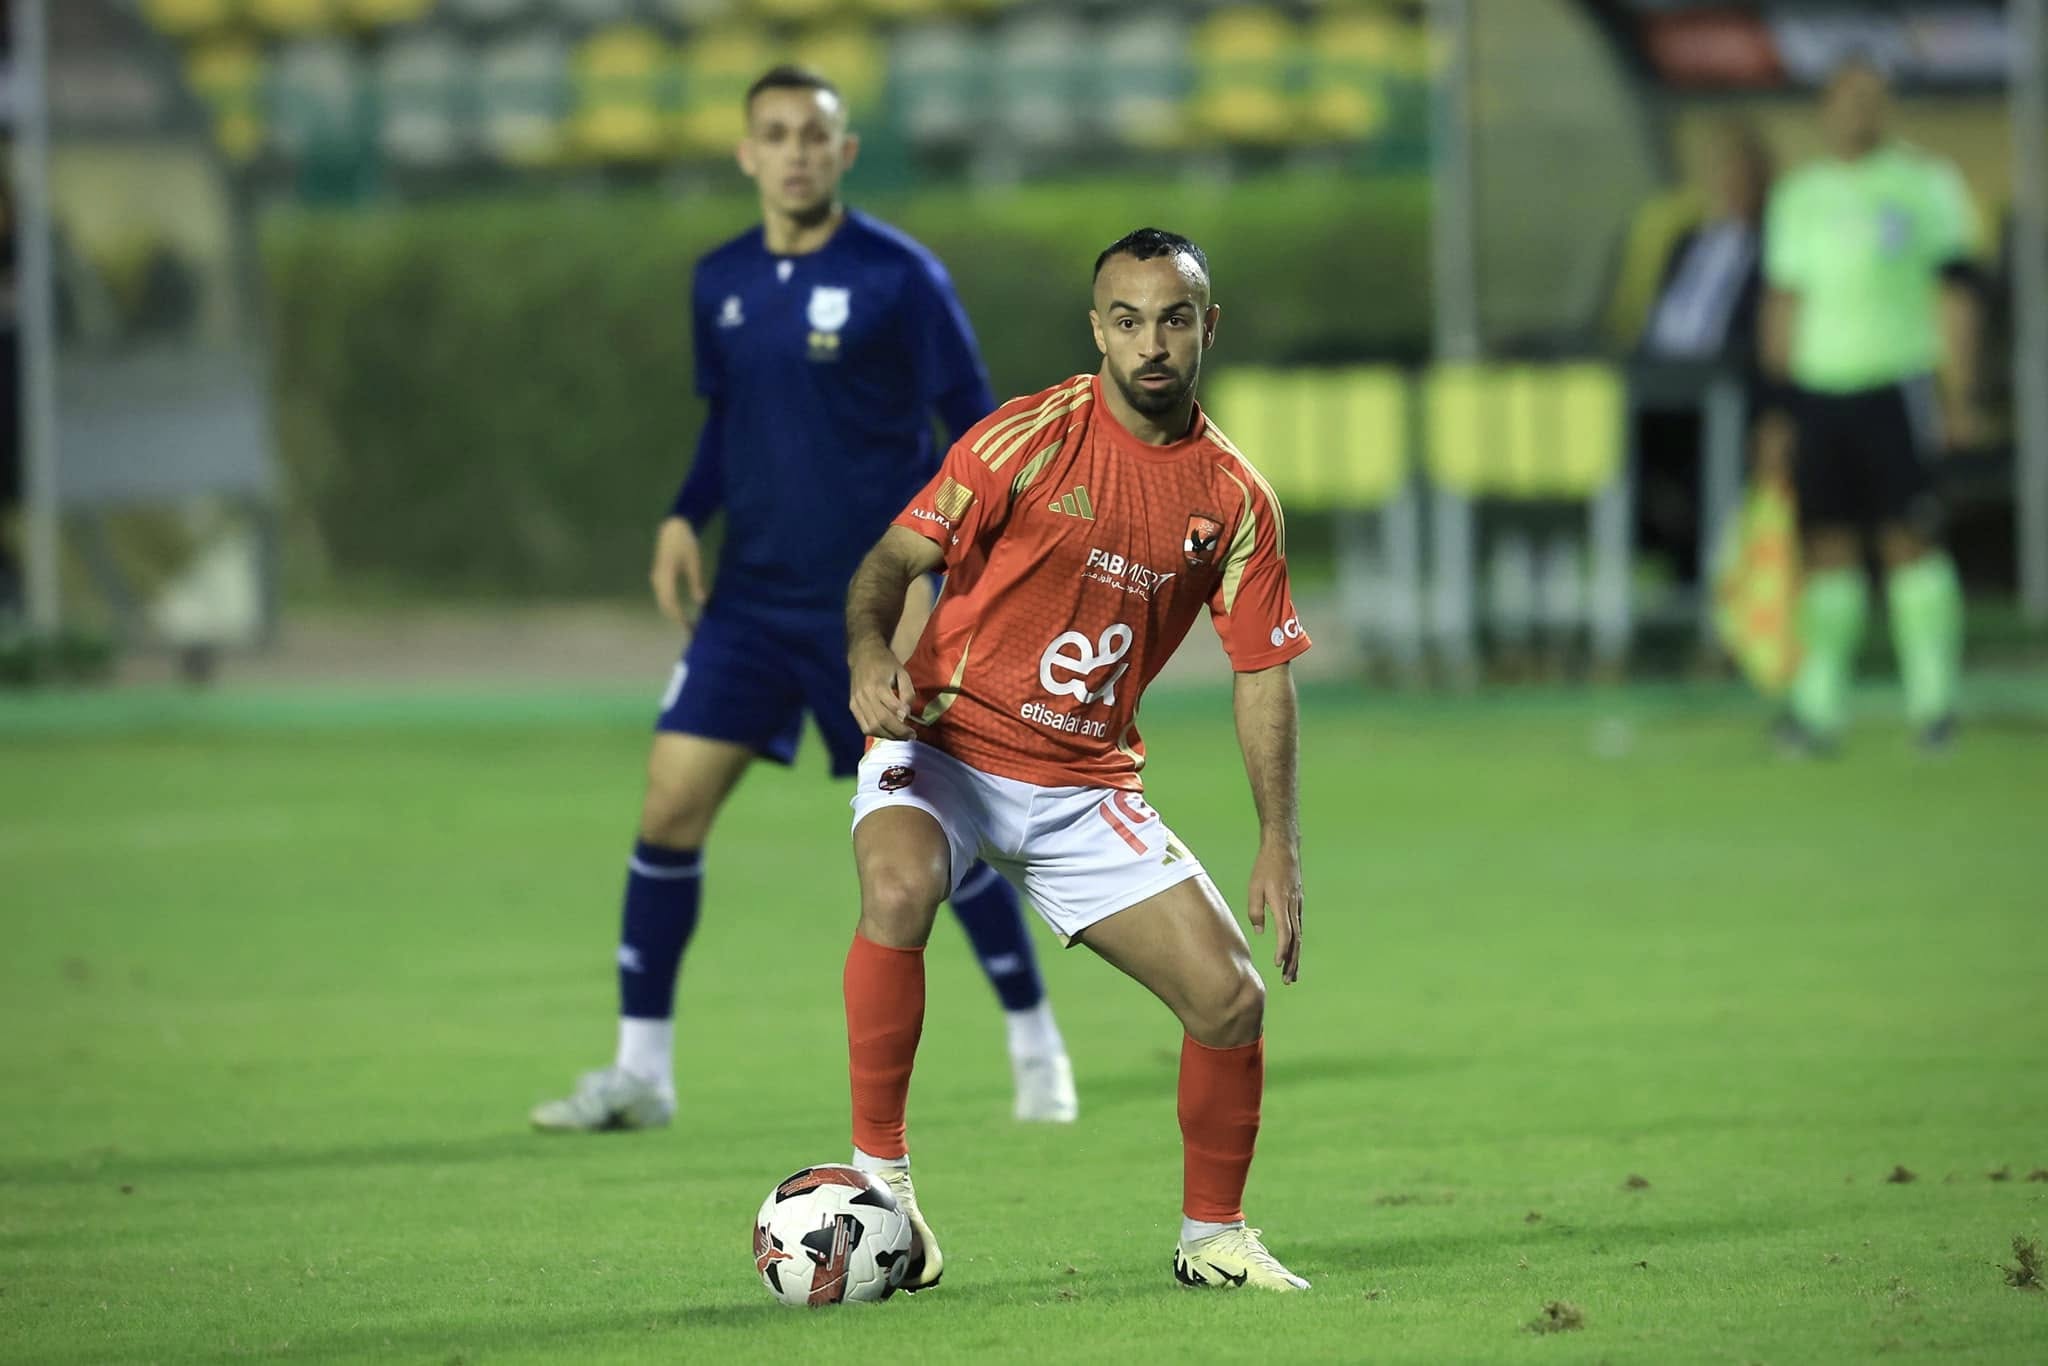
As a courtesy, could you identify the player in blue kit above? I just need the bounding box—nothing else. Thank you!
[532,66,1076,1132]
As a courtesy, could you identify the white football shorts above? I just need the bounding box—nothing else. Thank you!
[850,738,1209,945]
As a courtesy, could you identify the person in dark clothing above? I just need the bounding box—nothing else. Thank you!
[1634,118,1776,585]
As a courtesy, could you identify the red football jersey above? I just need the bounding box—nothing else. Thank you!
[891,373,1309,790]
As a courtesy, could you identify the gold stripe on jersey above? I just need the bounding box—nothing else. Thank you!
[1114,716,1147,774]
[1008,440,1064,498]
[1216,464,1259,614]
[917,632,975,725]
[1208,425,1289,557]
[971,377,1091,459]
[985,390,1094,473]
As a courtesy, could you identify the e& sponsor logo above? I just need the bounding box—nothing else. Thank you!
[1268,617,1303,648]
[1039,623,1133,706]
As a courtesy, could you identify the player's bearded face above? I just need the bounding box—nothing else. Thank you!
[1092,253,1216,419]
[740,88,856,221]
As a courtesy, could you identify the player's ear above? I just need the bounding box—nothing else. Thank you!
[1088,308,1107,356]
[735,134,757,180]
[839,130,861,173]
[1203,304,1221,350]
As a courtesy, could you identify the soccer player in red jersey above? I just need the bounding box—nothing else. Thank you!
[839,228,1311,1292]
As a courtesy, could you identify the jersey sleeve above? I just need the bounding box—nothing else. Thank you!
[1208,478,1311,671]
[669,400,725,526]
[903,257,995,444]
[1919,161,1980,268]
[1762,180,1808,291]
[891,427,1008,570]
[690,266,724,399]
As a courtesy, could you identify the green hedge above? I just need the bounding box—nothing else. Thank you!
[265,176,1429,597]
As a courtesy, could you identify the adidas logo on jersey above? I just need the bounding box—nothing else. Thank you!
[1049,486,1096,519]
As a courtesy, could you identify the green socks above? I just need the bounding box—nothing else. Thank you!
[1886,554,1963,726]
[1790,569,1868,736]
[1790,557,1962,736]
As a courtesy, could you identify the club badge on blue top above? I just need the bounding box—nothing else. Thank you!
[808,285,849,361]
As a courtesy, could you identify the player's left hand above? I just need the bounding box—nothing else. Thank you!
[849,641,920,741]
[1247,839,1303,985]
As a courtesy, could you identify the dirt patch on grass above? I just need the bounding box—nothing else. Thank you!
[1373,1191,1453,1207]
[1622,1173,1651,1191]
[2000,1236,2042,1291]
[1524,1210,1543,1223]
[1885,1165,1916,1184]
[1989,1166,2012,1182]
[2026,1169,2048,1183]
[1526,1300,1585,1334]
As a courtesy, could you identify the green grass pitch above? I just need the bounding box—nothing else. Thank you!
[3,683,2045,1363]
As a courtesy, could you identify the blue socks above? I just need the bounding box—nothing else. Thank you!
[617,840,702,1022]
[948,861,1046,1012]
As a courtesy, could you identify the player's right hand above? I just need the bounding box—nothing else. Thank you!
[650,517,707,628]
[849,641,920,741]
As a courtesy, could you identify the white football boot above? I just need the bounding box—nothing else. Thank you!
[529,1067,675,1132]
[1011,1051,1079,1123]
[1173,1226,1311,1292]
[873,1168,943,1292]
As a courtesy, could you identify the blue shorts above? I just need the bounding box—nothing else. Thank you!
[655,600,867,778]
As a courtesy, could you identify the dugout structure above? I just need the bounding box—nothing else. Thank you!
[8,0,281,659]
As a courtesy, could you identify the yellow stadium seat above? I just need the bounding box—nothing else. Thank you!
[748,0,835,24]
[675,26,777,156]
[571,26,673,162]
[339,0,435,29]
[1425,363,1624,499]
[791,24,886,115]
[856,0,948,18]
[1303,10,1395,143]
[377,32,466,168]
[1191,7,1300,147]
[893,21,984,151]
[184,41,266,162]
[142,0,236,39]
[270,39,363,160]
[1097,15,1192,152]
[1208,368,1409,511]
[1325,367,1411,506]
[247,0,336,35]
[477,32,569,167]
[654,0,739,22]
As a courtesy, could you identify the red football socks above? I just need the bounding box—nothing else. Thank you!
[1178,1034,1264,1223]
[844,933,925,1160]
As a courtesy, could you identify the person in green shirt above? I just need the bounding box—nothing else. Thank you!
[1759,57,1985,752]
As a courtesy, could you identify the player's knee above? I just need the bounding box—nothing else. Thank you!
[638,768,719,846]
[858,864,945,948]
[1878,526,1933,569]
[1802,529,1860,571]
[1190,966,1265,1048]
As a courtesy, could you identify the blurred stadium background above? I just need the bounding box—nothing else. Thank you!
[7,6,2048,1360]
[4,0,2042,686]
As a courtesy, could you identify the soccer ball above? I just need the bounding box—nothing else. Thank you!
[752,1165,913,1307]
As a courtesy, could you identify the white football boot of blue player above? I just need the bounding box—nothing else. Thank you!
[530,1066,676,1132]
[1011,1050,1078,1123]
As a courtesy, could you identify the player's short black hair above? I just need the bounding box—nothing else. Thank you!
[1093,228,1210,286]
[745,64,841,113]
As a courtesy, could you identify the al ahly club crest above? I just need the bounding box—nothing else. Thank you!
[1184,512,1225,566]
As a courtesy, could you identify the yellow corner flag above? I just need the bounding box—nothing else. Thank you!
[1712,477,1802,696]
